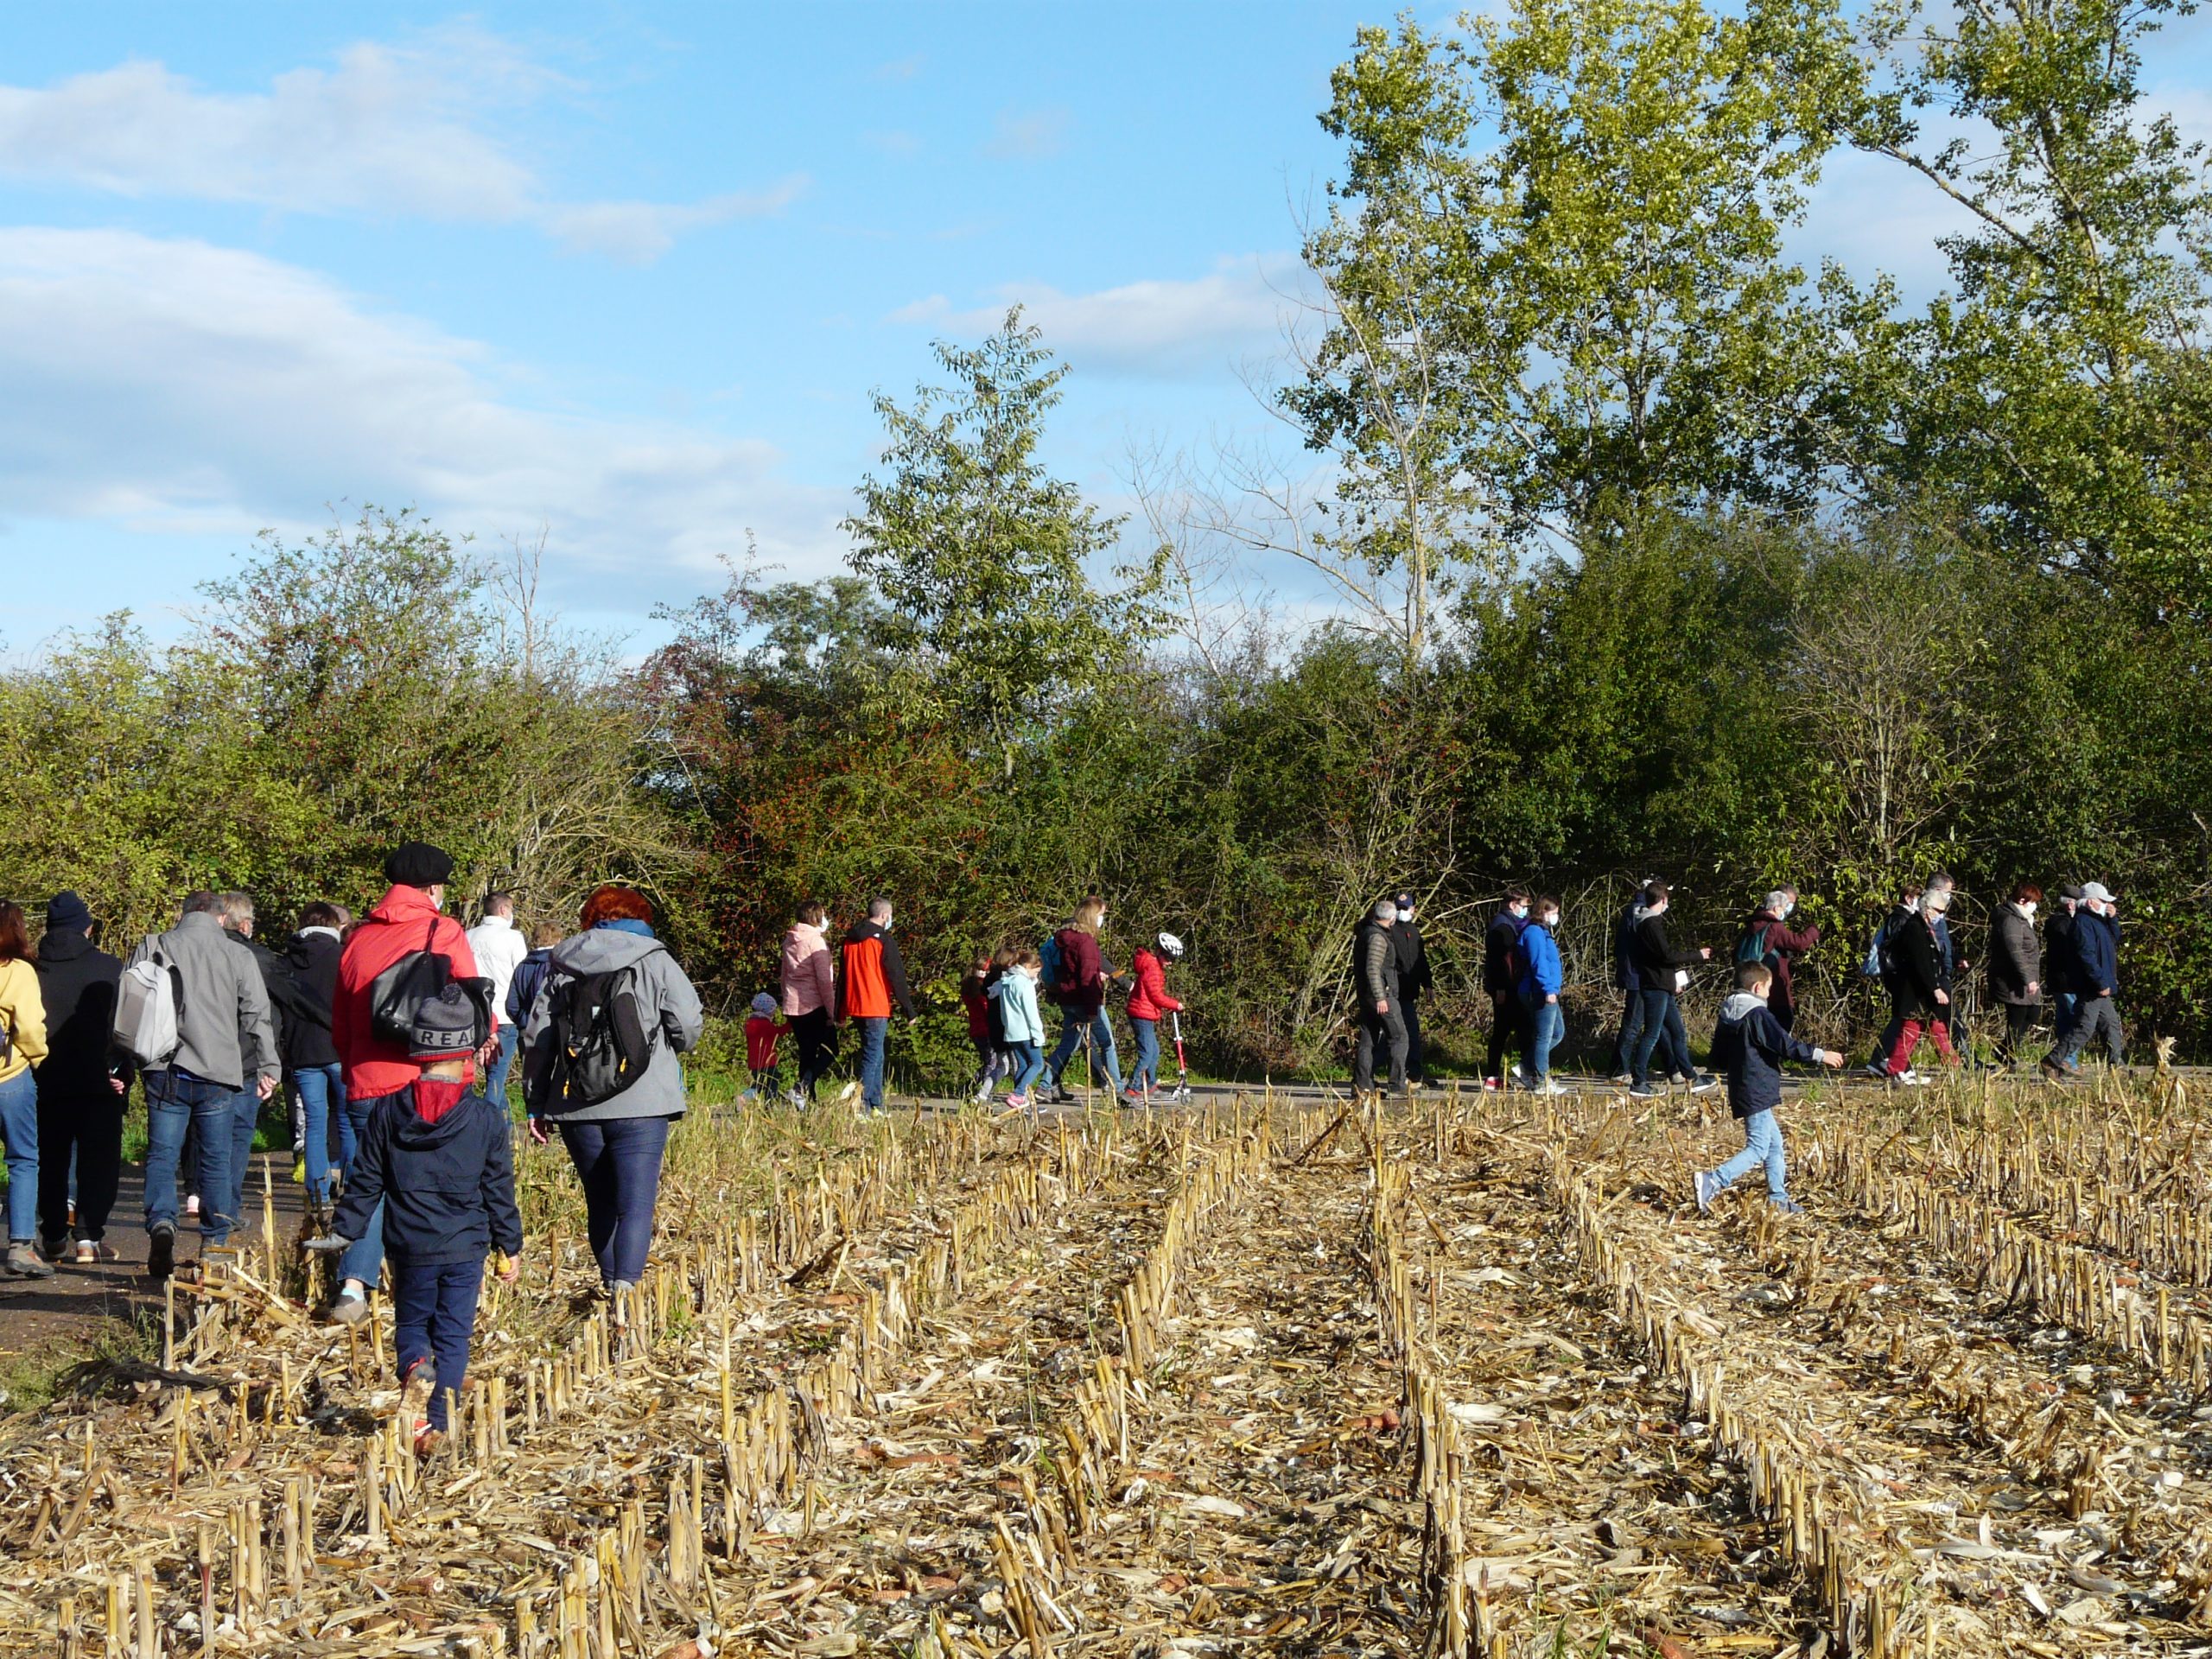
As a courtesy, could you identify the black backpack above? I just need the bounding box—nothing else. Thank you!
[543,957,658,1109]
[369,919,454,1045]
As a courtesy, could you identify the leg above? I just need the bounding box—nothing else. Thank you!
[74,1094,124,1244]
[1352,1010,1379,1094]
[1089,1011,1122,1091]
[2103,1001,2126,1066]
[858,1017,887,1109]
[429,1262,486,1432]
[224,1088,259,1237]
[602,1116,672,1287]
[1927,1016,1958,1066]
[1129,1019,1158,1092]
[1485,995,1517,1083]
[483,1024,518,1106]
[336,1090,397,1292]
[1613,992,1646,1077]
[294,1065,337,1206]
[193,1089,235,1247]
[1046,1010,1084,1091]
[1402,998,1425,1084]
[557,1122,620,1284]
[1661,995,1694,1078]
[1885,1017,1925,1077]
[1012,1042,1045,1097]
[181,1114,200,1210]
[1867,1012,1904,1071]
[1383,1003,1409,1090]
[35,1089,74,1249]
[1757,1111,1789,1199]
[1530,1003,1562,1080]
[1711,1109,1776,1193]
[2050,992,2079,1061]
[142,1076,188,1236]
[1631,991,1669,1086]
[0,1071,40,1246]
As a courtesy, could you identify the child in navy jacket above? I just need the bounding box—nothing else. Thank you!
[1692,963,1842,1216]
[321,981,520,1447]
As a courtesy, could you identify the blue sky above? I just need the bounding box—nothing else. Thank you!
[3,3,2209,654]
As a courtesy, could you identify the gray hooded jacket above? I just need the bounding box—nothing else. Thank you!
[519,927,705,1123]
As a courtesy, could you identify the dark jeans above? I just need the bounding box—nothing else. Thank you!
[339,1090,404,1290]
[1484,990,1522,1081]
[791,1007,837,1099]
[1047,1007,1122,1093]
[557,1115,673,1288]
[37,1086,124,1245]
[391,1258,485,1433]
[855,1015,888,1109]
[223,1087,260,1236]
[480,1024,518,1108]
[1994,1001,2039,1064]
[1354,1004,1409,1093]
[1631,990,1693,1087]
[291,1062,343,1205]
[143,1069,237,1244]
[2050,991,2081,1058]
[1612,990,1645,1076]
[1402,997,1426,1082]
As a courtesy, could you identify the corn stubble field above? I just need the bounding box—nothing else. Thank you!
[6,1073,2212,1658]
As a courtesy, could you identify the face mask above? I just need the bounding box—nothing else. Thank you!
[1398,907,1414,923]
[1782,901,1795,918]
[1511,903,1528,918]
[1542,912,1559,929]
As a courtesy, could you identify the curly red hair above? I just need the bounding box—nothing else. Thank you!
[579,884,655,929]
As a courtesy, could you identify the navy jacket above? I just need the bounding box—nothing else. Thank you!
[1709,992,1820,1119]
[507,947,555,1027]
[2074,911,2119,997]
[1612,902,1642,992]
[330,1084,522,1268]
[1484,911,1527,996]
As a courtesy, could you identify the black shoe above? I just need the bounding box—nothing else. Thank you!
[148,1224,175,1281]
[1688,1073,1720,1096]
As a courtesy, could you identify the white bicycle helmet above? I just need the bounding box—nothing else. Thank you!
[1156,931,1185,960]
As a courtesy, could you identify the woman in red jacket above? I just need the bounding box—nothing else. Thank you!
[1122,932,1185,1102]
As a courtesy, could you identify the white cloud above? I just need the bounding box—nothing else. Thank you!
[983,106,1071,161]
[0,228,848,587]
[0,36,801,263]
[891,253,1319,378]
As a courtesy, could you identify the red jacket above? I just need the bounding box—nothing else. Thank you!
[1126,948,1182,1020]
[1052,927,1106,1014]
[960,973,994,1041]
[745,1014,783,1073]
[333,885,486,1103]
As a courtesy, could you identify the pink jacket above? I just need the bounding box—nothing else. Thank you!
[781,922,836,1016]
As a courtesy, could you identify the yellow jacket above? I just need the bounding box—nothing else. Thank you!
[0,959,48,1084]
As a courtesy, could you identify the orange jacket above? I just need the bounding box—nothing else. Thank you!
[836,921,914,1020]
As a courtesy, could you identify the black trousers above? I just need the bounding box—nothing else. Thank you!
[1485,990,1522,1081]
[1354,1004,1408,1094]
[1612,991,1644,1075]
[791,1007,838,1098]
[1994,1001,2039,1063]
[37,1086,125,1244]
[1401,997,1426,1082]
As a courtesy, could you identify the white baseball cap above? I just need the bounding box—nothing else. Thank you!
[2081,881,2118,905]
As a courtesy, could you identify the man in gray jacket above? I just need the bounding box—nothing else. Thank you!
[133,892,281,1279]
[1351,898,1408,1097]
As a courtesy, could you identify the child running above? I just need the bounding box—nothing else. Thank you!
[990,946,1048,1115]
[741,992,785,1103]
[1691,963,1844,1217]
[320,982,520,1451]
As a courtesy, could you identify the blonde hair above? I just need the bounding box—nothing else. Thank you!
[1073,896,1105,934]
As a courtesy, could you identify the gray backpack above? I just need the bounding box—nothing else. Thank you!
[114,944,187,1067]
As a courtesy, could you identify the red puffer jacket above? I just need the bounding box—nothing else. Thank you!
[1125,947,1183,1021]
[333,885,486,1103]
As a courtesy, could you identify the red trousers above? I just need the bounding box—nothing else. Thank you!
[1886,1016,1957,1076]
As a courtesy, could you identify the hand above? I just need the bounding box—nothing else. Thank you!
[109,1077,128,1095]
[1698,947,1713,960]
[1546,993,1558,1005]
[526,1117,550,1147]
[1375,999,1390,1015]
[475,1036,500,1068]
[1934,988,1950,1005]
[497,1254,520,1284]
[2026,981,2038,997]
[257,1075,277,1100]
[1957,957,1971,973]
[1819,1049,1844,1069]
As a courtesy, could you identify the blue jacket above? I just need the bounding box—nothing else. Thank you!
[1709,992,1820,1119]
[2074,910,2119,997]
[330,1082,522,1268]
[1931,915,1956,983]
[1612,902,1641,992]
[989,969,1046,1046]
[1517,922,1562,1001]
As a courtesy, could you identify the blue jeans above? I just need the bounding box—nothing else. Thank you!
[1631,990,1693,1086]
[143,1070,238,1244]
[2050,991,2081,1063]
[338,1090,404,1290]
[1128,1018,1160,1091]
[557,1115,672,1287]
[1007,1041,1045,1097]
[1712,1109,1789,1200]
[854,1016,888,1110]
[0,1069,38,1243]
[480,1024,518,1108]
[1047,1008,1122,1093]
[223,1087,260,1234]
[1528,1001,1564,1079]
[391,1259,485,1433]
[1613,990,1646,1075]
[292,1063,343,1205]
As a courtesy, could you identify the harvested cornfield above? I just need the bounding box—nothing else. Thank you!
[6,1074,2212,1657]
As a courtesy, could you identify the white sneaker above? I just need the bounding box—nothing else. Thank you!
[1897,1069,1930,1088]
[783,1089,808,1108]
[1536,1077,1569,1096]
[1693,1171,1719,1214]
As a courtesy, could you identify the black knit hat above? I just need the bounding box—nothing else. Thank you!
[408,982,483,1061]
[384,841,454,887]
[45,892,92,933]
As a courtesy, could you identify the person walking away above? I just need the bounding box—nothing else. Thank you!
[1690,963,1845,1217]
[1629,882,1717,1098]
[1609,880,1653,1084]
[465,893,528,1106]
[1044,898,1123,1103]
[742,993,785,1103]
[1391,893,1434,1085]
[2044,882,2124,1077]
[1517,897,1567,1095]
[990,948,1050,1115]
[2044,886,2085,1060]
[34,893,132,1264]
[1351,899,1408,1097]
[126,892,280,1281]
[1987,883,2044,1068]
[0,905,51,1278]
[1881,889,1960,1084]
[959,954,1002,1103]
[505,925,564,1048]
[327,843,490,1325]
[836,898,914,1114]
[521,885,703,1303]
[1737,888,1820,1033]
[321,982,519,1452]
[219,892,303,1238]
[780,902,838,1106]
[1483,890,1531,1090]
[282,903,346,1210]
[1124,932,1185,1103]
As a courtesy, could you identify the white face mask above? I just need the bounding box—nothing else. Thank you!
[1398,907,1414,923]
[1541,912,1560,929]
[1782,900,1795,918]
[2021,901,2037,917]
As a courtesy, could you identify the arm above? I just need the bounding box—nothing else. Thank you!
[236,957,280,1089]
[1755,1008,1835,1070]
[330,943,356,1065]
[3,968,48,1068]
[833,948,849,1022]
[481,1107,523,1257]
[658,957,706,1054]
[809,946,836,1012]
[880,934,917,1019]
[518,972,560,1116]
[1766,920,1820,955]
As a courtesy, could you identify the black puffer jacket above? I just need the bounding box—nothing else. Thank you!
[31,930,131,1097]
[281,929,342,1069]
[1987,906,2041,1007]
